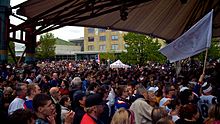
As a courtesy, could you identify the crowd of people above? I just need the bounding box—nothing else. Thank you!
[0,59,220,124]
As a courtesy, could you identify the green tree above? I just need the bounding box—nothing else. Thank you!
[8,41,16,63]
[100,52,116,61]
[36,33,56,59]
[119,32,166,65]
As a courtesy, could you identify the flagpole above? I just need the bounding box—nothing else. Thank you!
[202,48,208,74]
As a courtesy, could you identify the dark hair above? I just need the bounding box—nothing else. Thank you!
[9,109,36,124]
[33,93,51,112]
[179,104,198,120]
[60,95,69,106]
[62,80,69,89]
[179,89,192,105]
[88,83,98,91]
[151,107,168,124]
[115,85,127,97]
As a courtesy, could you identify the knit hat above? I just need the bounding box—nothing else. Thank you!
[202,82,212,94]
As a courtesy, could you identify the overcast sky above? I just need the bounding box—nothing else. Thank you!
[10,0,84,41]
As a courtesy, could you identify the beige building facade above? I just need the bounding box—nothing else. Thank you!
[84,27,126,53]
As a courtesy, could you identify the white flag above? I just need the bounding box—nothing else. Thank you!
[159,10,213,63]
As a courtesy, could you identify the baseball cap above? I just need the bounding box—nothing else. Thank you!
[86,94,104,107]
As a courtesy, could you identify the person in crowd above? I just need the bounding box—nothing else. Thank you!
[130,84,153,124]
[73,91,86,124]
[39,75,51,94]
[107,81,116,117]
[151,107,168,124]
[60,95,75,124]
[50,72,60,87]
[169,99,181,123]
[164,85,176,99]
[98,84,111,124]
[87,82,99,95]
[33,93,56,124]
[159,97,172,113]
[70,77,83,105]
[80,93,104,124]
[114,85,130,110]
[24,83,41,111]
[50,87,62,124]
[147,87,159,107]
[8,83,27,115]
[2,86,14,110]
[198,82,217,119]
[126,82,137,103]
[59,79,70,96]
[204,103,220,124]
[156,117,174,124]
[175,104,200,124]
[111,108,134,124]
[9,109,36,124]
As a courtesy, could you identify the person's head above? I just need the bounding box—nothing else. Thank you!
[111,108,134,124]
[208,104,220,120]
[9,109,36,124]
[71,77,82,88]
[49,87,61,101]
[156,117,174,124]
[115,85,129,98]
[165,85,176,97]
[16,83,27,98]
[73,91,86,107]
[147,90,157,105]
[179,104,199,121]
[136,84,148,100]
[3,86,13,98]
[27,83,41,97]
[33,93,56,118]
[127,83,135,96]
[88,83,99,93]
[85,94,104,117]
[98,84,110,101]
[151,107,168,124]
[60,95,71,108]
[179,89,193,105]
[60,79,69,89]
[43,75,50,82]
[52,72,58,79]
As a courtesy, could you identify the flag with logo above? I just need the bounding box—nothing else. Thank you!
[159,10,213,63]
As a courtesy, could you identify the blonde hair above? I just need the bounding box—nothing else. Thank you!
[111,108,130,124]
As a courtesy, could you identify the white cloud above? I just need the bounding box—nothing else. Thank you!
[10,0,84,41]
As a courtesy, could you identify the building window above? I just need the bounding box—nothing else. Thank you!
[98,28,106,32]
[88,45,94,51]
[111,44,118,50]
[111,35,118,40]
[88,37,94,42]
[88,28,94,33]
[99,45,106,51]
[99,36,106,41]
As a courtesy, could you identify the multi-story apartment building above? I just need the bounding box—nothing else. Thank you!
[84,27,126,53]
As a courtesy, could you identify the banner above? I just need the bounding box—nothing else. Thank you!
[159,10,213,63]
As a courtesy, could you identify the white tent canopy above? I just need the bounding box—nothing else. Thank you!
[110,60,131,69]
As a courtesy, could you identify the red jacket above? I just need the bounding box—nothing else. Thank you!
[80,113,96,124]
